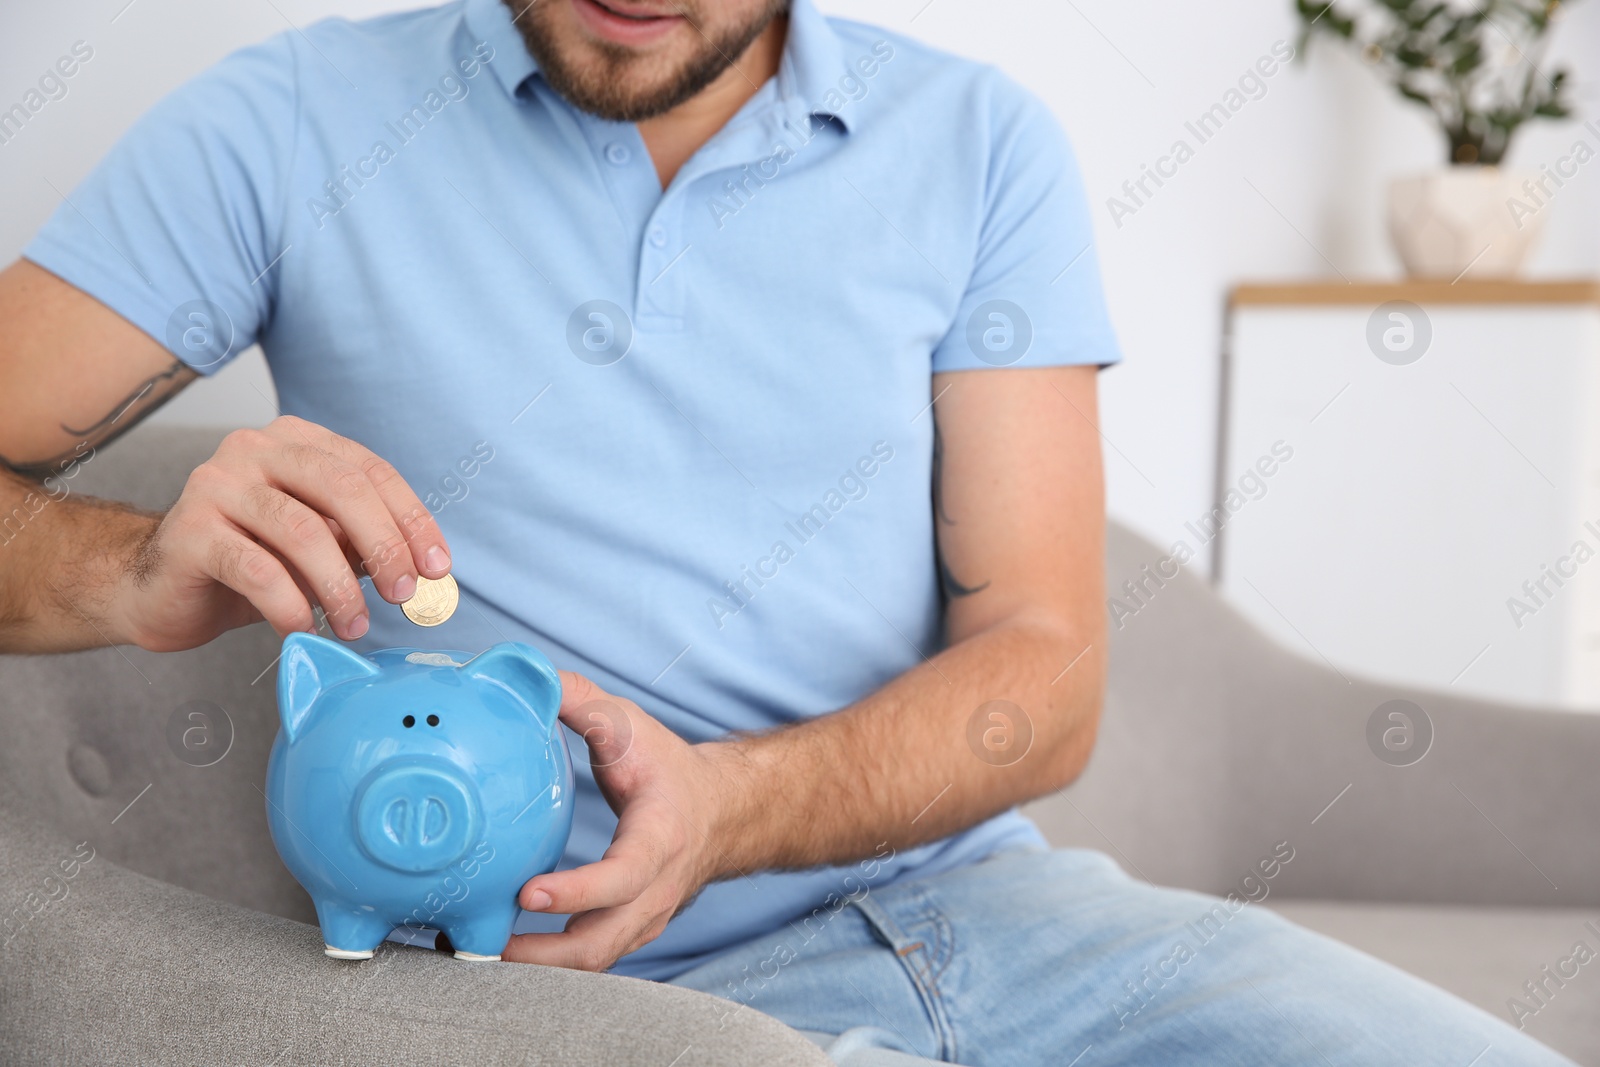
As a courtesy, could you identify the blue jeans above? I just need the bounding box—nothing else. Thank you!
[668,849,1573,1066]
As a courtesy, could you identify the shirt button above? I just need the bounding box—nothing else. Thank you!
[605,142,631,166]
[648,226,667,247]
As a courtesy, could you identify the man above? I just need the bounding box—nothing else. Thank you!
[0,0,1570,1062]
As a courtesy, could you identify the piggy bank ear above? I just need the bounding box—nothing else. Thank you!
[464,643,563,735]
[277,632,380,743]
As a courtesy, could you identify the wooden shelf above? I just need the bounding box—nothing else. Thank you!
[1231,278,1600,307]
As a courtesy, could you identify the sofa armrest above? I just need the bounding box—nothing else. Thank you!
[0,790,826,1067]
[1024,522,1600,908]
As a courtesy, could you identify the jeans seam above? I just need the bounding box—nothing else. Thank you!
[853,889,959,1062]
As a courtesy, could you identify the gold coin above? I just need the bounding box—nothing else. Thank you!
[402,573,459,627]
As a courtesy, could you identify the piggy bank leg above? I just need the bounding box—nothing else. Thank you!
[315,899,394,960]
[440,907,517,962]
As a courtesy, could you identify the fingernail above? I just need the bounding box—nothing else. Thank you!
[525,888,551,911]
[425,545,450,573]
[392,574,416,602]
[348,614,369,639]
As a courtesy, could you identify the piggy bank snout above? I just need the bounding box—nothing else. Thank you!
[353,759,482,874]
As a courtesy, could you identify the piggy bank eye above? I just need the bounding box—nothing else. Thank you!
[402,714,415,728]
[427,713,441,727]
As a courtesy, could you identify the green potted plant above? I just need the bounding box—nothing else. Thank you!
[1294,0,1580,278]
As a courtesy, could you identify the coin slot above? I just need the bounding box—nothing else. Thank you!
[403,715,415,728]
[427,714,440,727]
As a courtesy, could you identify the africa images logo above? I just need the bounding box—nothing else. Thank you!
[165,299,235,370]
[965,300,1033,366]
[1365,699,1433,767]
[1366,301,1432,366]
[566,300,633,366]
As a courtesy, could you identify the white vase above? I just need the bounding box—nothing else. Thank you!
[1387,167,1544,279]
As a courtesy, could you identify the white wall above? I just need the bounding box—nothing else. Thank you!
[4,0,1597,568]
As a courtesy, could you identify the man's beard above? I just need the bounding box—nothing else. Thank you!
[510,0,789,123]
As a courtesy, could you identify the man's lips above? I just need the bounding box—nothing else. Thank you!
[590,0,675,18]
[571,0,685,46]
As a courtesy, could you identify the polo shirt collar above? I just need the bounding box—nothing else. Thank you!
[462,0,853,131]
[464,0,539,99]
[777,0,853,131]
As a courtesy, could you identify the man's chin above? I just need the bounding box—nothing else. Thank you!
[510,0,787,123]
[542,58,712,123]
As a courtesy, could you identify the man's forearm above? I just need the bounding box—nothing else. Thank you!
[0,465,157,653]
[700,613,1104,878]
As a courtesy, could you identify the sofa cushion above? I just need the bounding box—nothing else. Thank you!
[0,622,310,923]
[0,786,830,1067]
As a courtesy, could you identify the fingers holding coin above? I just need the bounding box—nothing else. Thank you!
[247,425,448,605]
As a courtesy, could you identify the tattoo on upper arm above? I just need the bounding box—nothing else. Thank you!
[59,360,193,439]
[931,421,990,600]
[1,359,196,480]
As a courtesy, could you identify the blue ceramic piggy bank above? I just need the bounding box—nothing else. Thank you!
[265,633,573,962]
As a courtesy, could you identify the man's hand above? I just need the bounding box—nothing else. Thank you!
[108,415,453,652]
[503,672,736,972]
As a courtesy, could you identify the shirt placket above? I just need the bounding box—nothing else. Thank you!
[633,95,809,333]
[636,192,689,332]
[566,107,662,316]
[557,81,811,335]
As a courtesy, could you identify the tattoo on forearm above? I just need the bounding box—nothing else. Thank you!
[1,360,195,480]
[931,422,990,600]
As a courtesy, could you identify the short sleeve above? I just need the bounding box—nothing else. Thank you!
[931,79,1120,373]
[24,33,299,375]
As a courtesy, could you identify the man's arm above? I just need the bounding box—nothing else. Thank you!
[0,259,198,650]
[506,363,1106,971]
[0,260,452,653]
[0,260,199,477]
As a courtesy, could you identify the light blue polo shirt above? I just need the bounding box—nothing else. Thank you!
[27,0,1120,979]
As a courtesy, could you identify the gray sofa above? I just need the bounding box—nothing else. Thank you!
[1,425,1595,1064]
[1044,527,1600,1063]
